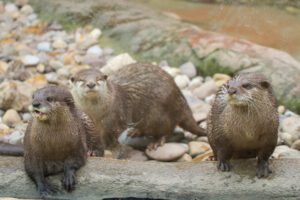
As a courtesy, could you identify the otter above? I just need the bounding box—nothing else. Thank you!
[24,85,103,197]
[70,63,206,154]
[207,73,278,178]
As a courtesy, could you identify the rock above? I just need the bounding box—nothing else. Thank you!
[52,38,67,49]
[57,67,70,78]
[36,64,45,73]
[281,116,300,136]
[4,3,18,13]
[277,105,285,114]
[176,153,192,162]
[82,55,106,68]
[213,73,231,87]
[291,140,300,151]
[188,77,203,90]
[0,110,4,117]
[2,109,22,127]
[86,45,103,57]
[0,61,9,75]
[37,42,52,52]
[193,150,214,162]
[204,94,215,105]
[197,136,209,143]
[127,149,148,161]
[145,143,188,162]
[15,0,28,7]
[118,127,155,149]
[163,67,181,77]
[26,74,48,88]
[174,75,190,89]
[0,123,11,137]
[22,113,32,122]
[45,72,59,84]
[279,132,297,146]
[20,5,33,15]
[188,141,211,157]
[166,128,185,143]
[159,60,169,68]
[3,130,24,145]
[49,60,64,70]
[179,62,197,78]
[89,28,102,40]
[272,145,300,159]
[101,53,136,75]
[21,55,40,66]
[193,80,218,99]
[104,150,113,158]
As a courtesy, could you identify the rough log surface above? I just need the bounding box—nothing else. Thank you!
[0,157,299,200]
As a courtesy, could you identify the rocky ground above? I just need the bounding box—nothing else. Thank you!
[0,1,300,163]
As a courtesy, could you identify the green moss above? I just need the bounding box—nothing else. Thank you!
[281,98,300,114]
[197,57,234,77]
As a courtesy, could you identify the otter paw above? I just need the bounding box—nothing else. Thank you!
[146,137,166,151]
[256,164,272,178]
[62,173,76,192]
[218,161,231,172]
[38,182,59,197]
[127,128,142,137]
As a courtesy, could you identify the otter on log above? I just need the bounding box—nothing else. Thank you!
[70,63,206,155]
[207,73,279,178]
[24,86,103,197]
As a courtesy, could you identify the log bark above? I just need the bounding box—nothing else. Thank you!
[0,156,299,200]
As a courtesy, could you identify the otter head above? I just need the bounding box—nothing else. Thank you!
[224,73,271,107]
[70,68,108,100]
[29,86,75,122]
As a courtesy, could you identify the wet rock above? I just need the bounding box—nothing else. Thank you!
[213,73,231,87]
[86,45,103,56]
[180,62,197,78]
[101,53,136,75]
[176,153,192,162]
[21,55,40,66]
[0,123,11,137]
[188,141,211,157]
[145,143,188,162]
[37,42,52,52]
[272,145,300,159]
[175,75,190,89]
[52,38,67,49]
[291,140,300,151]
[2,109,22,127]
[193,80,218,99]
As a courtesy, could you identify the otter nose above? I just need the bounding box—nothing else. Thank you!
[86,82,96,89]
[32,101,40,108]
[228,87,237,95]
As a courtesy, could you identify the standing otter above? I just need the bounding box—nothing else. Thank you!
[207,73,278,178]
[70,63,206,154]
[24,85,103,197]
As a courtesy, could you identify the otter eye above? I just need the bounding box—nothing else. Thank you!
[242,83,253,90]
[46,97,54,102]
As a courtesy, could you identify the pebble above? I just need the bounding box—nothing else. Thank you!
[2,109,22,127]
[159,60,169,68]
[145,143,188,162]
[45,72,59,84]
[15,0,28,7]
[4,3,18,13]
[188,76,203,90]
[20,5,33,15]
[179,62,197,78]
[213,73,231,87]
[22,112,32,122]
[279,132,297,146]
[277,105,285,114]
[176,153,192,162]
[52,38,67,49]
[86,45,103,57]
[272,145,300,159]
[101,53,136,75]
[49,60,64,70]
[21,55,40,66]
[291,140,300,151]
[281,116,300,135]
[4,130,24,145]
[37,42,52,52]
[0,123,11,137]
[174,75,190,89]
[0,61,9,75]
[192,150,213,162]
[126,149,149,161]
[193,80,218,99]
[89,28,102,40]
[188,141,211,157]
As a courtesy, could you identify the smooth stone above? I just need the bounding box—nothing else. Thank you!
[291,140,300,151]
[101,53,136,75]
[281,116,300,137]
[103,48,114,55]
[21,55,40,66]
[37,42,52,52]
[0,61,9,75]
[22,113,32,122]
[126,149,148,161]
[193,80,218,99]
[193,150,214,162]
[213,73,231,87]
[188,76,203,90]
[86,45,103,57]
[26,74,48,87]
[180,62,197,78]
[104,150,113,158]
[2,109,22,127]
[89,28,102,40]
[15,0,28,7]
[45,72,59,84]
[118,127,155,149]
[272,145,300,159]
[4,3,18,13]
[57,68,70,78]
[188,141,211,157]
[49,60,64,70]
[197,136,209,143]
[36,64,45,73]
[52,38,67,49]
[20,5,33,15]
[174,75,190,89]
[145,143,188,162]
[4,130,24,145]
[0,123,11,137]
[277,105,285,114]
[163,67,180,78]
[279,132,297,146]
[176,153,192,162]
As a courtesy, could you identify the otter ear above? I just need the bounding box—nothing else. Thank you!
[260,81,270,89]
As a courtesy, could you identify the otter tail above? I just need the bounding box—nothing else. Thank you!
[0,142,24,156]
[179,109,206,137]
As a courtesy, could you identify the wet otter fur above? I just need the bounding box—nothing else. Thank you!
[70,63,206,155]
[24,85,103,197]
[207,73,279,178]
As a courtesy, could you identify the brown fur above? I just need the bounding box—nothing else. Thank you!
[207,73,279,178]
[71,63,205,154]
[24,86,103,197]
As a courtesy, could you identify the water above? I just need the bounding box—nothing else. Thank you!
[132,0,300,61]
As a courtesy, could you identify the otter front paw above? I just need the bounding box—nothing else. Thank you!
[218,161,231,171]
[62,171,76,192]
[256,162,272,178]
[38,182,59,197]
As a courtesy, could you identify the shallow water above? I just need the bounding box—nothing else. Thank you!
[132,0,300,61]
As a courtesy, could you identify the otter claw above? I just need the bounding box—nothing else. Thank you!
[63,173,76,192]
[218,161,231,171]
[38,182,60,197]
[256,163,272,178]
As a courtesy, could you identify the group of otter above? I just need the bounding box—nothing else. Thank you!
[0,63,278,197]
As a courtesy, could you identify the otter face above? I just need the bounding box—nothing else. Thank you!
[29,86,74,122]
[70,69,108,100]
[224,73,270,107]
